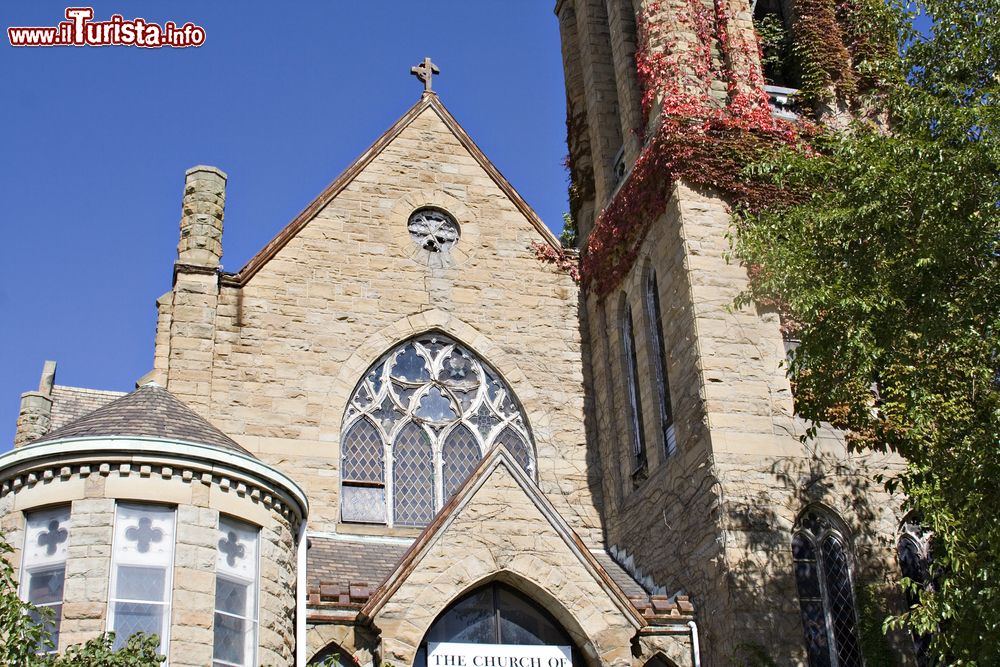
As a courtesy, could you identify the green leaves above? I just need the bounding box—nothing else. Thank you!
[735,0,1000,662]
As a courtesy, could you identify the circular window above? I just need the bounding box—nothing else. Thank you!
[408,208,460,252]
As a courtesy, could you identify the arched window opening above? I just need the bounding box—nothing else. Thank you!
[623,303,647,472]
[753,0,794,88]
[898,520,933,666]
[341,333,536,528]
[414,583,583,667]
[792,509,863,667]
[644,270,676,457]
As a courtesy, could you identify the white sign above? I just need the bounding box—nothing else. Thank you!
[428,642,572,667]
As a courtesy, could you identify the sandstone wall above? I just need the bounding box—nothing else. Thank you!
[583,183,909,665]
[0,449,298,665]
[157,104,602,541]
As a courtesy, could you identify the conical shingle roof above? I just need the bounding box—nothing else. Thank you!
[33,383,250,455]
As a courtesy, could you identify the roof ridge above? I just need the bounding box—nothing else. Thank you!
[221,95,560,287]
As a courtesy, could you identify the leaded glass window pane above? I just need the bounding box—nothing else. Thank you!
[393,422,435,527]
[109,504,174,657]
[342,418,384,483]
[494,426,532,473]
[792,511,864,667]
[342,333,536,527]
[214,517,259,667]
[823,537,863,667]
[443,425,481,500]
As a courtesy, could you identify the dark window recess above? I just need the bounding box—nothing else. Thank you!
[414,583,583,667]
[623,304,648,472]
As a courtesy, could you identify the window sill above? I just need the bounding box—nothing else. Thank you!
[335,522,424,539]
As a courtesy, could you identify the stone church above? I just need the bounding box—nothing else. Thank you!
[2,2,918,666]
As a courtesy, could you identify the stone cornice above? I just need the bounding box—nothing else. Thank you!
[0,436,308,529]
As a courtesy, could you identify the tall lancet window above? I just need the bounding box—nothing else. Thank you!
[898,520,932,666]
[341,333,535,528]
[644,270,676,457]
[792,509,864,667]
[622,303,647,471]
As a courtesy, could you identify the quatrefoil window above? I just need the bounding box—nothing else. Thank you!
[407,208,459,252]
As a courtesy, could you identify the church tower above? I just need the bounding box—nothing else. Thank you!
[556,1,909,665]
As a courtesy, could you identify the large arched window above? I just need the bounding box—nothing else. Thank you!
[792,509,864,667]
[340,333,535,527]
[414,583,582,667]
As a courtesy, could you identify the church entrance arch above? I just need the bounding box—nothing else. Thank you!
[414,583,585,667]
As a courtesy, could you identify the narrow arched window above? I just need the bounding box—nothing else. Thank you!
[644,270,675,456]
[792,509,864,667]
[623,303,647,471]
[898,521,932,666]
[340,333,535,527]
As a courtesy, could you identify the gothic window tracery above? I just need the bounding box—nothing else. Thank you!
[792,509,864,667]
[341,333,535,527]
[408,208,459,252]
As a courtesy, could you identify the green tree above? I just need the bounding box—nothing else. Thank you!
[734,0,999,663]
[1,533,164,666]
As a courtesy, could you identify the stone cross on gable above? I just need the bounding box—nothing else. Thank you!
[38,519,68,556]
[219,530,246,567]
[411,57,440,93]
[126,517,163,553]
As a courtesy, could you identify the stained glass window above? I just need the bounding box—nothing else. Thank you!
[792,509,864,667]
[214,517,259,667]
[109,503,175,659]
[623,303,647,471]
[21,506,71,653]
[341,333,535,527]
[645,270,676,457]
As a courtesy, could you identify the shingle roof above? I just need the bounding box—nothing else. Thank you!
[308,536,409,590]
[33,383,250,455]
[49,385,126,431]
[305,535,658,611]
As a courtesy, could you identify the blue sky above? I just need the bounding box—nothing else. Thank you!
[0,2,570,446]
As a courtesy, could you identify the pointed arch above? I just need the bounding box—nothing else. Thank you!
[412,573,603,667]
[792,506,863,667]
[339,331,537,527]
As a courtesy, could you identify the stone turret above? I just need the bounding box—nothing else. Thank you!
[14,360,56,447]
[177,165,227,269]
